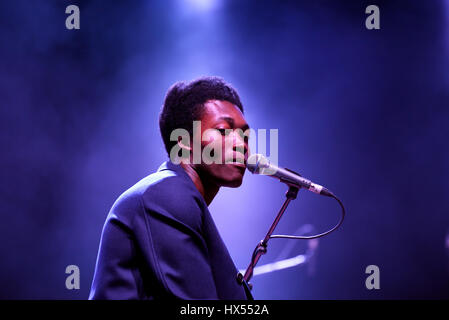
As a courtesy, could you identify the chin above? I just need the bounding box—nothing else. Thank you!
[226,178,243,188]
[205,164,245,188]
[221,171,245,188]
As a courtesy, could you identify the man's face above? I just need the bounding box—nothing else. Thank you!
[194,100,250,188]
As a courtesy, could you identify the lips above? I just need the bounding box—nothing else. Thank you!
[230,163,246,175]
[230,162,246,168]
[225,152,247,167]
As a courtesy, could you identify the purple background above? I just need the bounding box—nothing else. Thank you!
[1,0,448,299]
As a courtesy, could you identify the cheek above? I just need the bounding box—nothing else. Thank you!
[201,132,225,160]
[202,130,220,142]
[222,136,237,158]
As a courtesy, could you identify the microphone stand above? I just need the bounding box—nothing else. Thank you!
[237,181,300,289]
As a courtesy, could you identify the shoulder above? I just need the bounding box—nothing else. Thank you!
[108,163,206,231]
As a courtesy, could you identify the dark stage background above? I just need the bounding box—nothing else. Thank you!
[1,0,448,299]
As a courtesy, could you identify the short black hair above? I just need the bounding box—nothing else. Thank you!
[159,76,244,155]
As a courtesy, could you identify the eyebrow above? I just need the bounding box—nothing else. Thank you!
[217,116,250,132]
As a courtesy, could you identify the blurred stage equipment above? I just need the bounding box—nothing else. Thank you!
[237,154,346,289]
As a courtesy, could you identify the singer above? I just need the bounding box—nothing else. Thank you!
[89,76,253,300]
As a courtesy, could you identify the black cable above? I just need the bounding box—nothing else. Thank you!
[243,192,345,282]
[269,193,345,240]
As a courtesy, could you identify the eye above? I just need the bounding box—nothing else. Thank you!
[236,131,250,144]
[216,128,230,136]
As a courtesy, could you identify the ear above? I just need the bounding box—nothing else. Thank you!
[177,136,192,151]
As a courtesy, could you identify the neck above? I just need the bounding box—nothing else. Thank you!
[180,162,219,206]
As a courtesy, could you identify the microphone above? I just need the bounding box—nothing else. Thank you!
[246,154,333,197]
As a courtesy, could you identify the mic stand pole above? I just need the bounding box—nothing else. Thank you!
[238,182,300,289]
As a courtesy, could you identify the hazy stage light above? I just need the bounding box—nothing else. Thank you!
[184,0,219,12]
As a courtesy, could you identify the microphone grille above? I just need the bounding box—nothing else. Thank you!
[246,154,269,174]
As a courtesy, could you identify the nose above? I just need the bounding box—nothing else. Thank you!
[232,131,248,159]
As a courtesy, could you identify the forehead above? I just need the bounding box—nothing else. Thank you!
[201,100,246,124]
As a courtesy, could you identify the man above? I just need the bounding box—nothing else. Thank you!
[89,76,253,299]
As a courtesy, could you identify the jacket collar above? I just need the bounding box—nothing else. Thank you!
[157,160,185,175]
